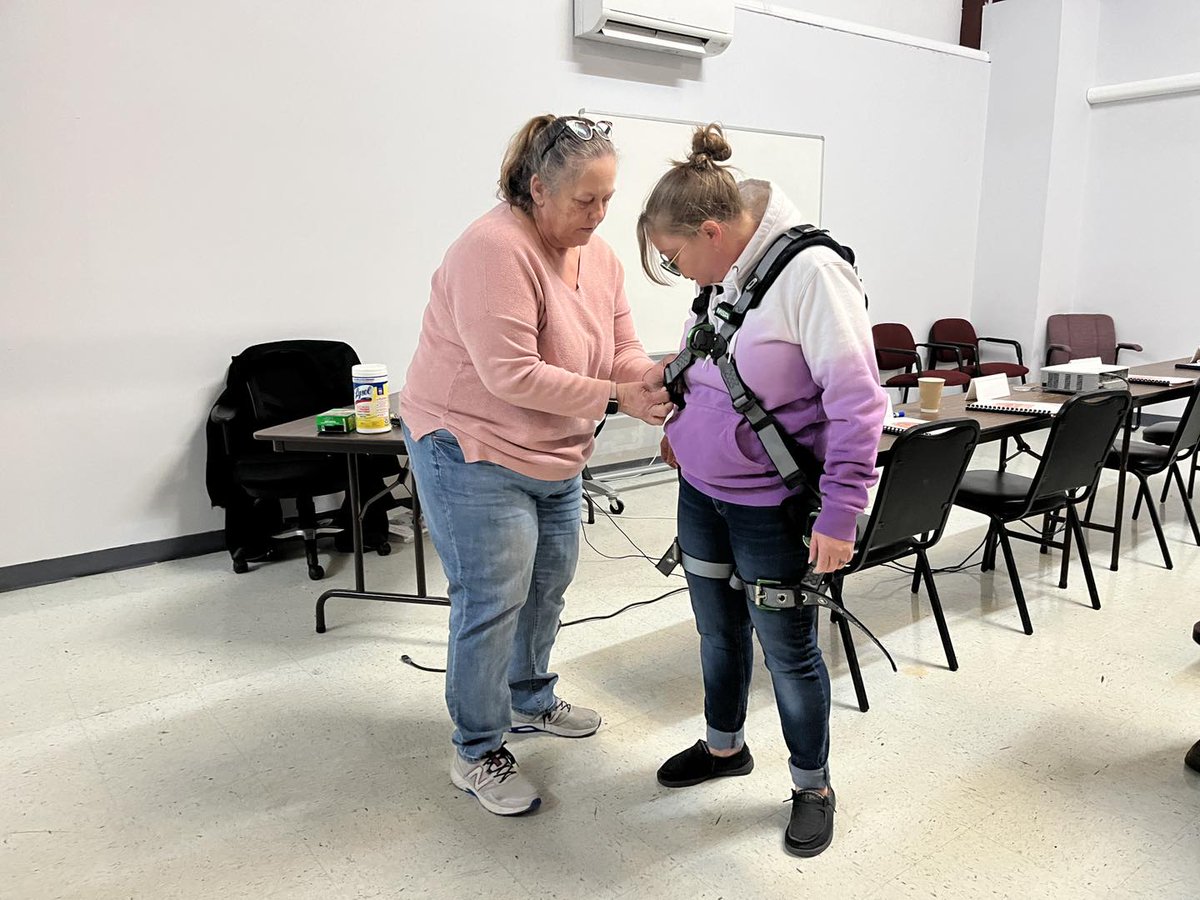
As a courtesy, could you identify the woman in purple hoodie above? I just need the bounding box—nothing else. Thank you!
[638,124,888,858]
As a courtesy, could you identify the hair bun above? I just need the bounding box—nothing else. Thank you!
[688,123,732,167]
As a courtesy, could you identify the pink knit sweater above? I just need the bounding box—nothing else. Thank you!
[399,203,655,481]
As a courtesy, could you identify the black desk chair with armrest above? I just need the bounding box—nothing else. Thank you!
[207,340,398,579]
[1092,380,1200,570]
[954,390,1132,636]
[830,419,981,713]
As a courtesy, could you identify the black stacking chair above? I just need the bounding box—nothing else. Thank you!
[955,390,1132,635]
[1093,381,1200,569]
[1139,419,1199,502]
[830,419,981,713]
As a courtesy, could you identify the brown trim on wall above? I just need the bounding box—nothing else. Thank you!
[961,0,1007,51]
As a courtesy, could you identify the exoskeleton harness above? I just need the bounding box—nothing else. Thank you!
[659,225,895,671]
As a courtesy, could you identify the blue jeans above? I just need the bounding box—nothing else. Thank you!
[402,425,582,762]
[677,476,831,790]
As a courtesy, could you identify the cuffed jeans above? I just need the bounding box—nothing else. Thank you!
[677,475,831,790]
[402,425,582,761]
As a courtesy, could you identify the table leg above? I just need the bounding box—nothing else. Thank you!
[411,473,427,598]
[348,453,365,592]
[1108,411,1133,571]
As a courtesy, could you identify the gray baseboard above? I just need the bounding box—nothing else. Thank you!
[0,531,225,594]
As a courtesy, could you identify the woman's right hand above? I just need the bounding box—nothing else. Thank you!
[660,434,678,469]
[616,381,673,426]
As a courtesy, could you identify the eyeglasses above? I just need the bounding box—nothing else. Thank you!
[541,117,613,160]
[660,241,688,277]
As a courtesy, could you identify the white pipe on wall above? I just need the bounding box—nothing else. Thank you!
[1087,72,1200,105]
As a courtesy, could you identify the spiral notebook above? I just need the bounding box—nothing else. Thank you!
[1128,375,1193,386]
[965,400,1062,417]
[881,415,929,435]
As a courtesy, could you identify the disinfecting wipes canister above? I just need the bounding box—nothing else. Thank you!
[351,363,391,433]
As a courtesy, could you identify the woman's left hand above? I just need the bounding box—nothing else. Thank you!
[809,530,855,574]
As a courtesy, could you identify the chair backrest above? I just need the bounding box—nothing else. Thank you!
[1045,313,1119,366]
[860,419,981,551]
[1165,380,1200,456]
[929,318,978,365]
[1026,389,1132,505]
[872,323,919,373]
[230,340,361,431]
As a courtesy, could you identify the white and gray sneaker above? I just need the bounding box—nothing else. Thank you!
[450,745,540,816]
[510,698,601,738]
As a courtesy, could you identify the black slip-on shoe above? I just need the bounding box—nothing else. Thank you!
[1187,739,1200,774]
[1193,620,1199,646]
[656,740,754,788]
[785,788,836,858]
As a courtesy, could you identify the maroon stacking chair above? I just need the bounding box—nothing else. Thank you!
[1044,313,1142,366]
[928,318,1029,383]
[872,323,970,403]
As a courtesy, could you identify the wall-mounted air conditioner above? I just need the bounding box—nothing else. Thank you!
[574,0,734,58]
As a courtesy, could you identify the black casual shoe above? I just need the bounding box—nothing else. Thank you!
[1187,740,1200,774]
[656,740,754,788]
[1193,620,1200,646]
[785,787,836,858]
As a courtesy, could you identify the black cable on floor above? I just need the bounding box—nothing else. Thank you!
[401,505,688,673]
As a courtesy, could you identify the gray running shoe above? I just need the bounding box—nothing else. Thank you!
[450,745,540,816]
[510,698,601,738]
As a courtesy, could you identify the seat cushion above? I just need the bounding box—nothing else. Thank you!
[954,470,1035,515]
[956,470,1069,517]
[978,362,1030,379]
[234,453,347,498]
[1105,440,1173,473]
[1141,420,1178,446]
[888,369,970,389]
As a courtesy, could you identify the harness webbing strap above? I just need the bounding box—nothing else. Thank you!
[663,226,854,499]
[679,552,735,581]
[737,582,897,672]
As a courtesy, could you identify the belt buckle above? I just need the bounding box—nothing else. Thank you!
[754,581,795,611]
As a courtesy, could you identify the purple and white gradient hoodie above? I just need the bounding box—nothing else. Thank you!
[663,180,889,542]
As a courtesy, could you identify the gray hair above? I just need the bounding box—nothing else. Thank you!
[498,115,616,213]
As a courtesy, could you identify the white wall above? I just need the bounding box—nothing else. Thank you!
[975,0,1200,370]
[971,0,1063,366]
[0,1,989,568]
[1075,0,1200,363]
[756,0,963,44]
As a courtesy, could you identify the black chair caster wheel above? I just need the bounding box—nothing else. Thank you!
[308,564,325,580]
[376,542,391,557]
[232,559,249,574]
[609,499,625,515]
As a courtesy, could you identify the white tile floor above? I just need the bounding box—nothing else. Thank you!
[3,442,1199,899]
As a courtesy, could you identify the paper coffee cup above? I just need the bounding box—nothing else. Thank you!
[918,376,946,414]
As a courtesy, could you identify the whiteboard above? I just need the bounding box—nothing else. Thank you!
[583,110,824,354]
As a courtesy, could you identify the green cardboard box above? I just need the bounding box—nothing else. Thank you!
[316,408,357,433]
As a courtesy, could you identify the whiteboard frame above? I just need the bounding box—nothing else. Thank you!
[582,108,825,223]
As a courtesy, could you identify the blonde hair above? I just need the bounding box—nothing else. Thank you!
[637,123,744,285]
[498,114,616,214]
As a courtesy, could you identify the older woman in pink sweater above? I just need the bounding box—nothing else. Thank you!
[399,115,670,817]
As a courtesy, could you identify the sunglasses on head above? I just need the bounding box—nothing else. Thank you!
[541,117,613,160]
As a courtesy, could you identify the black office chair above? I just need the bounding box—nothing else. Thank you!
[829,419,981,713]
[206,340,398,579]
[954,390,1132,635]
[1093,381,1200,570]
